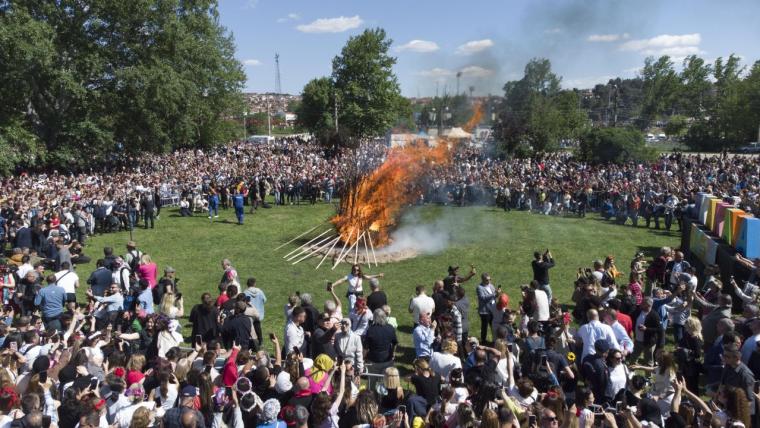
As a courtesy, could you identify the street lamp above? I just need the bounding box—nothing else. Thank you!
[242,110,248,140]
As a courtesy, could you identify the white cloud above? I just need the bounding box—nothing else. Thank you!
[296,15,363,33]
[455,39,494,55]
[395,40,439,53]
[587,33,630,42]
[460,66,495,78]
[243,0,258,9]
[415,68,454,79]
[243,59,261,66]
[619,33,702,56]
[277,13,300,23]
[545,28,562,34]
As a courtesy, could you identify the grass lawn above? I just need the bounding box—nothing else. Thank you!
[75,203,679,362]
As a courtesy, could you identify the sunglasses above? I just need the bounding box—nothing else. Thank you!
[541,416,559,422]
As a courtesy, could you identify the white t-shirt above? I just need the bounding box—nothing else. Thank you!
[114,402,156,428]
[346,273,363,294]
[55,270,79,294]
[409,294,435,324]
[534,289,550,321]
[430,352,462,380]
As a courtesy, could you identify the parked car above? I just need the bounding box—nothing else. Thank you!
[738,142,760,153]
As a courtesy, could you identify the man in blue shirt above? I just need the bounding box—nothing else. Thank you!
[137,278,154,315]
[413,312,437,358]
[87,283,124,328]
[34,274,66,332]
[233,188,245,225]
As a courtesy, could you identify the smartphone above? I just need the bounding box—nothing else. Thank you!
[9,342,17,352]
[89,377,99,390]
[528,415,536,425]
[269,333,276,340]
[195,335,202,345]
[507,343,514,353]
[616,402,623,412]
[398,405,406,414]
[326,281,333,291]
[39,371,48,383]
[225,387,232,397]
[293,346,300,354]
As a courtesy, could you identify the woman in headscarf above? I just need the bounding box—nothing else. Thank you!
[306,354,335,395]
[256,398,286,428]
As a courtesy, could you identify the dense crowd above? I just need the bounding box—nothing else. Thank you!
[0,232,760,427]
[0,138,759,428]
[1,139,758,253]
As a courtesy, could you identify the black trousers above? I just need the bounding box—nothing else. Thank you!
[479,313,493,344]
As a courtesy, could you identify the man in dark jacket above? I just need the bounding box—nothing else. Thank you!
[532,249,555,300]
[14,220,32,250]
[141,192,155,229]
[87,259,114,297]
[630,297,663,365]
[581,340,611,405]
[220,300,255,350]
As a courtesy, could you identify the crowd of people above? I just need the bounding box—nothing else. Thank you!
[0,138,759,428]
[1,138,759,253]
[0,227,760,428]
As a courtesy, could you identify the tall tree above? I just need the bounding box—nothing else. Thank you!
[331,28,404,144]
[678,55,713,118]
[0,0,245,173]
[495,58,583,153]
[296,77,337,139]
[639,56,679,129]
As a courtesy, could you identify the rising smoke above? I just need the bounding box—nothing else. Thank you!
[377,206,486,256]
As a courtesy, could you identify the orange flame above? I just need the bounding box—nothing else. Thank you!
[332,103,482,247]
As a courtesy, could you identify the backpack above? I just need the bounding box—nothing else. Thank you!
[127,250,141,272]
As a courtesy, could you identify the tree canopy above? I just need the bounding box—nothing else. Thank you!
[296,28,405,148]
[0,0,245,174]
[494,58,588,153]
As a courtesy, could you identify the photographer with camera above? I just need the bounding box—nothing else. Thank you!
[87,283,124,330]
[532,249,555,301]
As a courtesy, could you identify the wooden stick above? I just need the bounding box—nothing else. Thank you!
[332,228,354,268]
[367,233,378,267]
[283,229,330,259]
[292,236,339,265]
[286,233,335,261]
[333,231,365,270]
[316,234,341,270]
[362,232,371,267]
[353,231,361,263]
[274,222,324,250]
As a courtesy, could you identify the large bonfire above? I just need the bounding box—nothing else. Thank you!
[278,104,482,269]
[332,104,483,248]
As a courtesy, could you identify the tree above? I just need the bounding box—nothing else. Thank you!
[296,77,336,139]
[0,0,245,172]
[578,127,657,164]
[331,28,404,143]
[639,56,680,128]
[663,115,688,140]
[678,55,713,118]
[494,58,584,153]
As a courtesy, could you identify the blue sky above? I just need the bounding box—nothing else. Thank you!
[219,0,760,96]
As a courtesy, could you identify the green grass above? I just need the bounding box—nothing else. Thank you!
[75,203,679,359]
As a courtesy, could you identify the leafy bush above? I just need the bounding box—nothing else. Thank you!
[578,127,658,164]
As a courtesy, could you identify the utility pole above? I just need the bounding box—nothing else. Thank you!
[274,53,282,94]
[266,98,271,136]
[456,71,462,96]
[333,89,339,133]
